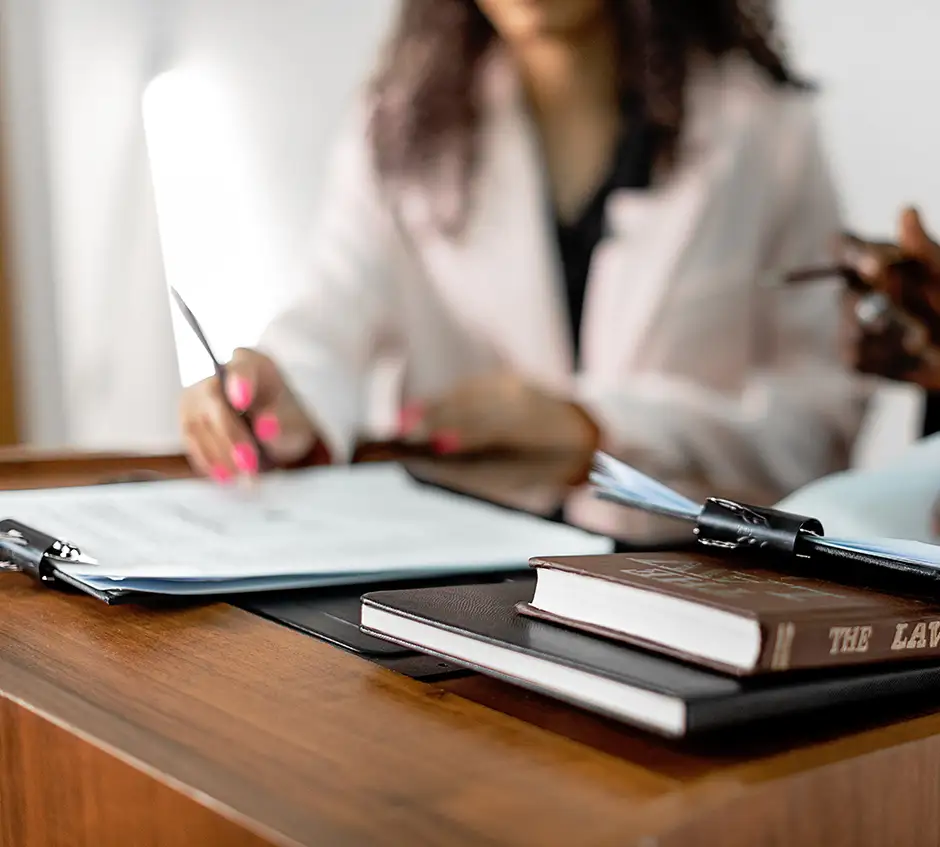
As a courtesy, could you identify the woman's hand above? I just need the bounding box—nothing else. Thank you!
[180,348,318,481]
[398,371,600,456]
[837,207,940,389]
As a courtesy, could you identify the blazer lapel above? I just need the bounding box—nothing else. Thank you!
[401,51,574,391]
[580,59,744,376]
[401,54,758,390]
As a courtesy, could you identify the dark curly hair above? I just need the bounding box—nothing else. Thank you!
[368,0,802,231]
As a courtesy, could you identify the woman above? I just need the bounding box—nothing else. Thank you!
[181,0,867,497]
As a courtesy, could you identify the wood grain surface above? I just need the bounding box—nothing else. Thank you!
[1,451,939,846]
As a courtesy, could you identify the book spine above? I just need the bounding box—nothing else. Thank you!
[760,614,940,671]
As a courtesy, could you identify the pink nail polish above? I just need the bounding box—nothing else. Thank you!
[211,465,232,483]
[227,377,252,412]
[432,431,462,455]
[398,402,424,435]
[255,413,280,442]
[233,443,259,474]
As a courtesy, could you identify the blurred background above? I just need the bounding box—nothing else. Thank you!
[0,0,935,461]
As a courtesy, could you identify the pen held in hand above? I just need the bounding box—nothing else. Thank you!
[168,287,275,472]
[777,257,925,287]
[781,264,849,285]
[764,262,940,369]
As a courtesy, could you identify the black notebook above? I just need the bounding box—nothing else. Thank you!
[361,581,940,737]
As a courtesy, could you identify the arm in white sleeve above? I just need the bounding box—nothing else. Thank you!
[575,98,870,498]
[256,104,404,462]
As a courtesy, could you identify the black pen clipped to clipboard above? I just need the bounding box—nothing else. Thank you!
[589,453,940,590]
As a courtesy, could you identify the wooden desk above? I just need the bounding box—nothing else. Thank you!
[1,452,939,847]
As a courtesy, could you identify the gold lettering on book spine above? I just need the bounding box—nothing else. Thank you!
[770,622,795,670]
[827,625,873,655]
[892,620,940,651]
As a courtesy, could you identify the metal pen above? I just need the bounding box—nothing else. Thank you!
[169,287,274,472]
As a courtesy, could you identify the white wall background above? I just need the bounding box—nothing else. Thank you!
[0,0,65,446]
[0,0,936,461]
[1,0,180,449]
[1,0,392,450]
[783,0,940,235]
[154,0,394,392]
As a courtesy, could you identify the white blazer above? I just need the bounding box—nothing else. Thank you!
[258,51,869,498]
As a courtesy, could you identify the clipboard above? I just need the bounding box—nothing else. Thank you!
[0,460,615,606]
[0,519,131,604]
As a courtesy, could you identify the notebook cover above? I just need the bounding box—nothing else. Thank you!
[523,552,940,674]
[361,581,940,736]
[239,571,535,657]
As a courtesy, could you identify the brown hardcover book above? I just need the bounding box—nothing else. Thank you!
[520,552,940,675]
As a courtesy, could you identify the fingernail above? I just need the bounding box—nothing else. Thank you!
[398,402,424,435]
[227,377,252,411]
[233,443,259,475]
[254,413,280,442]
[211,465,233,484]
[432,430,461,455]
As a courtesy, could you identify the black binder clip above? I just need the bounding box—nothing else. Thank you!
[693,498,824,560]
[0,519,97,583]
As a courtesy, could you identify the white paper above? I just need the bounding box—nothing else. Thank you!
[589,452,701,521]
[71,569,438,596]
[776,432,940,542]
[0,464,612,592]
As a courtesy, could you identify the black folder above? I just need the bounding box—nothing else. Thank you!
[361,581,940,737]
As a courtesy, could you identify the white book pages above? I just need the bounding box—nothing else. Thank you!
[776,433,940,544]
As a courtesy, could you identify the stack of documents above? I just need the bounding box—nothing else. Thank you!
[0,464,613,597]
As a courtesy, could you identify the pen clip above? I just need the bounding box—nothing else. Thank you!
[0,519,97,581]
[693,498,824,559]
